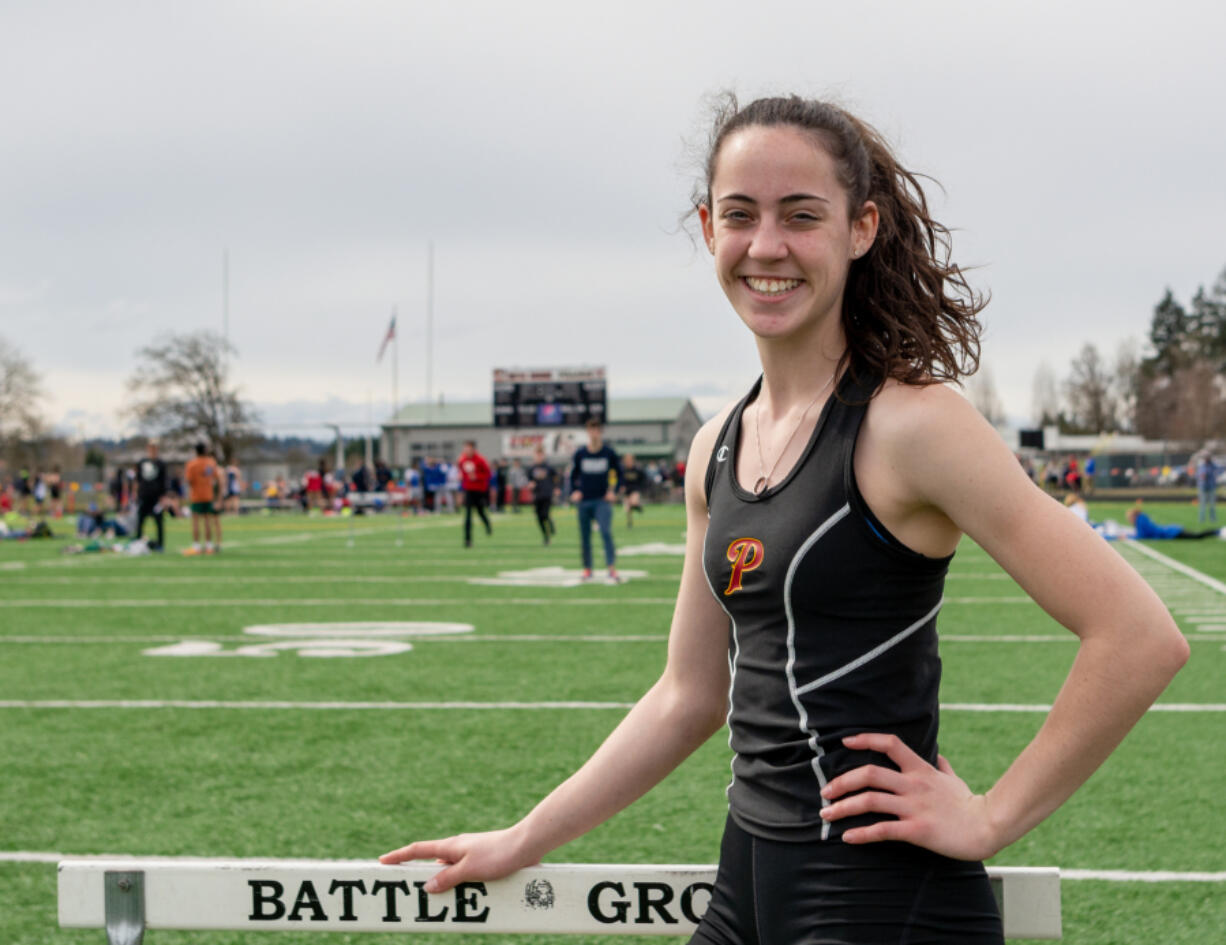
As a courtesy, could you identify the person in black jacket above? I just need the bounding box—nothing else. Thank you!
[134,440,169,551]
[527,447,558,544]
[618,452,647,527]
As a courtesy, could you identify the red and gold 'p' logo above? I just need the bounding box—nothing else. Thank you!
[724,537,764,596]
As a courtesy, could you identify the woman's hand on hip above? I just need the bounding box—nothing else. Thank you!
[819,732,1001,861]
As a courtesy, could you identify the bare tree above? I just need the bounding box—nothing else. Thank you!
[1064,343,1117,434]
[965,362,1005,425]
[125,332,259,462]
[1030,361,1060,427]
[1112,339,1140,434]
[0,335,44,453]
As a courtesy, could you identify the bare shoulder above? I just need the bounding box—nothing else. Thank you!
[684,400,739,509]
[692,401,737,457]
[856,378,1028,554]
[861,378,980,451]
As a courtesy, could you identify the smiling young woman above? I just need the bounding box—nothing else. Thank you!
[380,94,1188,945]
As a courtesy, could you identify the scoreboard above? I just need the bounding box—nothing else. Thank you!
[493,367,607,429]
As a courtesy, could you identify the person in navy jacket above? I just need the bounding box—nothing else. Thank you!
[569,419,621,581]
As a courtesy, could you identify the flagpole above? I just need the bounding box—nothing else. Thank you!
[366,390,374,473]
[391,305,399,420]
[222,248,229,345]
[426,240,434,424]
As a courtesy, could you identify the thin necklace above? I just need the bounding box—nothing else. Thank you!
[752,372,836,495]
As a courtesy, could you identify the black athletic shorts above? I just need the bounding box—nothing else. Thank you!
[689,815,1003,945]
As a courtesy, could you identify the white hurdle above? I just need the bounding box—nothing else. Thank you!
[59,857,1062,942]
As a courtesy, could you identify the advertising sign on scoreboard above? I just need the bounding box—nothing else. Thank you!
[493,367,607,429]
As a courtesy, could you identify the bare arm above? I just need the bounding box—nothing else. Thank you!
[822,384,1189,859]
[381,413,734,890]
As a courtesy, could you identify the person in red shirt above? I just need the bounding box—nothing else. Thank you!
[304,460,326,511]
[458,440,493,547]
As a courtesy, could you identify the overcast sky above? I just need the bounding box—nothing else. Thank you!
[3,0,1225,439]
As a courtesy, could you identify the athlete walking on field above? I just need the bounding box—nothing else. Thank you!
[618,452,647,527]
[527,447,558,544]
[458,440,493,548]
[569,418,621,582]
[382,94,1188,944]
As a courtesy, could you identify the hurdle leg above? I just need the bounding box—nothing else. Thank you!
[104,871,145,945]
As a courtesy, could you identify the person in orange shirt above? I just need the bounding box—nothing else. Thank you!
[183,442,220,555]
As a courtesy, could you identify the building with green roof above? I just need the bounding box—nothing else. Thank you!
[380,396,702,467]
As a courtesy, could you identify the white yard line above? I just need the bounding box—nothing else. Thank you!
[4,632,1224,646]
[0,634,671,644]
[0,574,679,586]
[0,699,640,710]
[0,850,1220,881]
[1122,539,1226,596]
[0,596,1038,608]
[0,597,677,607]
[1059,869,1226,882]
[4,699,1224,712]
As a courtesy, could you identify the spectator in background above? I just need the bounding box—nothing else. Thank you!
[305,461,326,511]
[46,465,63,518]
[406,463,423,513]
[109,466,127,512]
[457,440,492,547]
[508,459,528,513]
[32,472,48,513]
[208,448,225,547]
[134,441,169,551]
[1064,455,1081,492]
[224,461,243,515]
[1196,451,1219,524]
[375,459,393,492]
[1064,492,1090,524]
[528,447,558,544]
[183,443,220,555]
[17,468,33,515]
[618,452,647,527]
[1128,503,1222,540]
[441,459,460,513]
[421,456,440,512]
[1043,459,1060,490]
[164,468,183,518]
[569,419,621,582]
[491,459,508,512]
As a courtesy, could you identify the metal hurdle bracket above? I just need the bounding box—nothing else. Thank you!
[59,857,1062,941]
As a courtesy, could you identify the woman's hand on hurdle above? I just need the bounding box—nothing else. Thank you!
[818,732,1000,862]
[379,826,539,894]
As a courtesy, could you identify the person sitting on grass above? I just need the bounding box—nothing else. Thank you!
[1063,492,1090,524]
[1127,503,1223,540]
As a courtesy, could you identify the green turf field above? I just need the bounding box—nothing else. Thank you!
[1,499,1223,943]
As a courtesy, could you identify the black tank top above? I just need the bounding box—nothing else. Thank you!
[703,372,952,843]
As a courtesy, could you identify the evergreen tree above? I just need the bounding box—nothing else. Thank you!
[1189,272,1226,367]
[1146,288,1189,375]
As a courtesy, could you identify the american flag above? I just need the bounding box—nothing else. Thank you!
[376,314,396,363]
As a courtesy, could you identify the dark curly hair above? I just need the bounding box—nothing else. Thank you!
[693,94,985,390]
